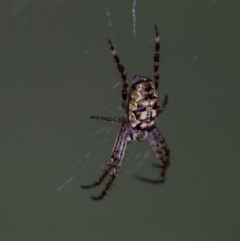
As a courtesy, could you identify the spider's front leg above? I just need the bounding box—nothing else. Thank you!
[108,39,128,113]
[81,123,129,200]
[154,24,160,90]
[134,126,169,184]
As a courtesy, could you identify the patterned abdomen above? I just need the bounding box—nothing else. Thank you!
[128,76,160,129]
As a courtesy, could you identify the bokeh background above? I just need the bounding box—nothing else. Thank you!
[1,1,240,240]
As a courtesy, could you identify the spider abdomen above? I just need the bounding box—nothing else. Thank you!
[128,76,160,129]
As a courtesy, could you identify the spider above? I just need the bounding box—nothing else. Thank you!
[81,25,169,200]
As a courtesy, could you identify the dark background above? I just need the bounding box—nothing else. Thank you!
[1,1,240,240]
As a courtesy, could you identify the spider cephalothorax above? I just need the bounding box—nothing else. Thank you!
[82,25,169,200]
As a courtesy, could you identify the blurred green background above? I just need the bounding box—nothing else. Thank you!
[1,0,240,240]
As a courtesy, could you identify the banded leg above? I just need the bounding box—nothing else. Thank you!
[81,164,112,189]
[108,39,128,112]
[159,95,168,114]
[81,124,129,200]
[154,25,160,90]
[134,126,169,184]
[90,116,124,123]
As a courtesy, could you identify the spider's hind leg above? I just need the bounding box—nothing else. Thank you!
[134,126,170,184]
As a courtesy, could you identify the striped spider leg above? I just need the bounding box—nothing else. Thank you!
[134,125,170,184]
[81,120,129,200]
[81,37,129,200]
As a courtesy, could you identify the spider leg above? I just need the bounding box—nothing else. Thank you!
[154,24,160,90]
[108,39,128,113]
[90,116,124,123]
[91,172,117,201]
[82,123,129,200]
[81,162,112,189]
[134,126,169,184]
[159,95,168,114]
